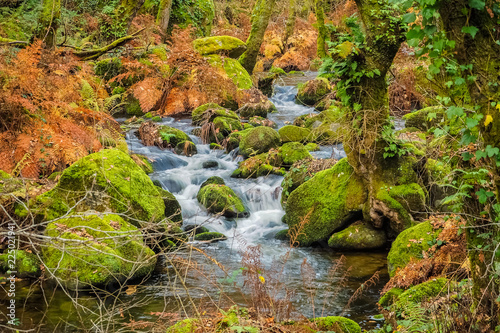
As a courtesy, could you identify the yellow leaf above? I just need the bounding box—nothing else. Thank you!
[259,275,265,284]
[485,114,493,126]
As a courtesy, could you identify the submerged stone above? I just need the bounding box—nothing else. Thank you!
[328,221,387,250]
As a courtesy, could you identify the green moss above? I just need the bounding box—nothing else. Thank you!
[239,100,277,118]
[206,54,253,89]
[387,221,441,276]
[169,0,215,36]
[157,187,183,224]
[239,126,280,157]
[314,316,361,333]
[403,106,445,131]
[270,66,287,74]
[213,116,243,135]
[197,184,248,218]
[296,77,332,106]
[193,36,247,58]
[379,287,404,307]
[249,116,277,128]
[396,278,449,305]
[125,96,143,116]
[191,103,239,126]
[278,125,313,143]
[375,183,426,233]
[0,250,41,278]
[43,214,156,289]
[174,141,198,156]
[328,221,387,250]
[194,232,227,241]
[132,154,154,174]
[279,142,312,166]
[283,158,367,246]
[151,46,168,61]
[159,126,192,147]
[231,155,286,178]
[94,57,123,81]
[30,149,168,226]
[166,318,200,333]
[201,176,225,188]
[274,229,290,240]
[210,143,223,149]
[305,142,319,151]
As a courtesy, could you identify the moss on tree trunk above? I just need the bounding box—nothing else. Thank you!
[239,0,277,74]
[283,0,297,49]
[112,0,145,38]
[157,0,173,40]
[36,0,61,48]
[315,0,327,58]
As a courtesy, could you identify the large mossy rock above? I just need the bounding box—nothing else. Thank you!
[283,158,367,246]
[158,125,192,147]
[395,277,449,306]
[23,149,176,226]
[191,103,239,126]
[387,221,441,276]
[43,214,156,289]
[239,126,280,157]
[170,0,215,36]
[0,250,41,279]
[193,36,246,58]
[231,153,286,178]
[278,142,312,165]
[239,99,277,118]
[213,116,243,135]
[328,221,387,250]
[206,54,253,90]
[314,316,361,333]
[296,77,332,106]
[403,106,445,131]
[278,125,313,143]
[197,183,249,218]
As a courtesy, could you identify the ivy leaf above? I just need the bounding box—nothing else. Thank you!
[485,145,499,157]
[476,150,488,160]
[476,188,495,204]
[462,152,474,161]
[465,117,479,129]
[462,26,479,38]
[447,106,464,118]
[468,0,485,10]
[402,12,416,24]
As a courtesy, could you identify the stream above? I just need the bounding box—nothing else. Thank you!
[1,72,389,332]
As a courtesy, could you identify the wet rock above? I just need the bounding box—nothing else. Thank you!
[328,221,387,250]
[296,77,332,106]
[197,183,249,218]
[278,125,313,143]
[194,232,227,242]
[200,176,225,188]
[248,116,277,128]
[202,160,219,168]
[239,99,277,119]
[192,103,238,126]
[0,250,41,279]
[184,224,210,235]
[239,126,280,157]
[174,141,198,156]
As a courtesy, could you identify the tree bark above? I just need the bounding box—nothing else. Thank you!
[315,0,327,58]
[283,0,297,50]
[438,0,500,323]
[157,0,173,40]
[113,0,145,37]
[36,0,61,48]
[239,0,277,74]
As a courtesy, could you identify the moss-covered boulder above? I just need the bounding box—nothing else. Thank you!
[239,126,280,157]
[206,54,253,90]
[213,116,243,135]
[158,126,192,147]
[193,36,247,58]
[239,99,277,118]
[387,221,441,276]
[131,154,154,174]
[194,231,227,242]
[166,318,200,333]
[328,221,387,250]
[379,287,404,307]
[231,153,286,178]
[314,316,361,333]
[274,229,290,240]
[248,116,277,128]
[279,125,313,143]
[200,176,225,188]
[403,106,446,131]
[283,158,367,246]
[191,103,239,126]
[0,250,41,279]
[43,214,156,289]
[305,142,319,151]
[22,149,172,226]
[279,142,312,166]
[296,77,332,106]
[174,140,198,156]
[197,184,249,218]
[395,278,449,305]
[170,0,215,36]
[157,187,183,224]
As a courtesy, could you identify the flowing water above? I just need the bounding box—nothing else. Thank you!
[1,72,388,331]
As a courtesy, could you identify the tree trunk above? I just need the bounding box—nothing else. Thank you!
[239,0,277,74]
[315,0,327,58]
[36,0,61,48]
[438,0,500,323]
[113,0,145,37]
[283,0,296,50]
[157,0,173,40]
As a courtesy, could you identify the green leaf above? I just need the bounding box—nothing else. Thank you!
[373,68,381,76]
[446,106,464,118]
[476,188,494,204]
[485,145,499,157]
[462,26,479,38]
[402,12,416,24]
[468,0,485,10]
[465,117,479,129]
[476,150,488,160]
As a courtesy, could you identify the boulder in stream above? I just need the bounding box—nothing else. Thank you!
[197,182,249,218]
[296,77,332,106]
[43,214,156,290]
[327,221,387,250]
[239,126,280,157]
